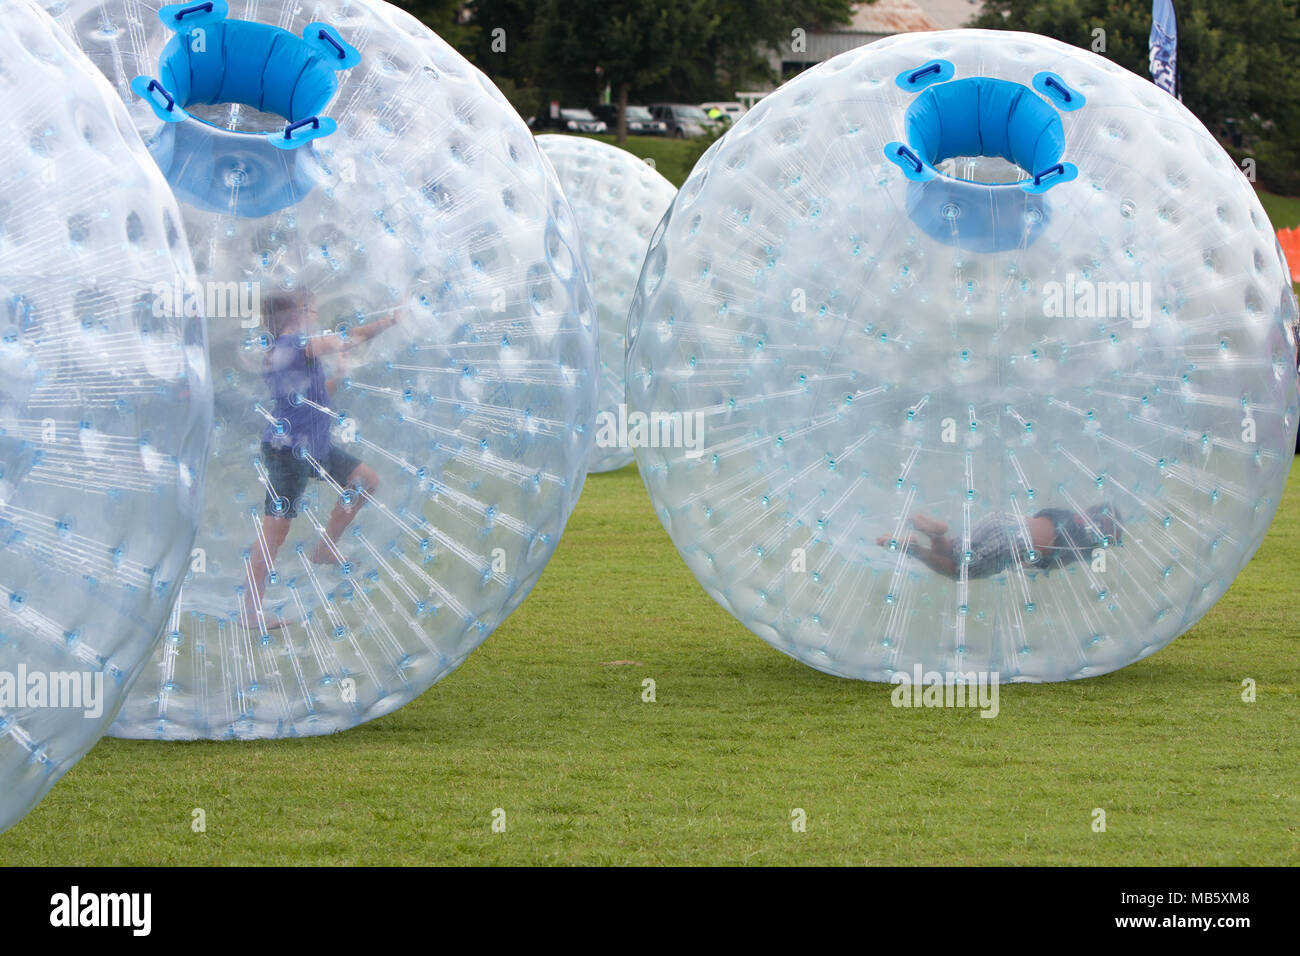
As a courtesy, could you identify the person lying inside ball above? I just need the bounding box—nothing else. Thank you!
[875,505,1122,580]
[244,291,400,623]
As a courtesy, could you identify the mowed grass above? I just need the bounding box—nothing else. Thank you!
[1259,190,1300,231]
[2,460,1297,866]
[551,132,707,187]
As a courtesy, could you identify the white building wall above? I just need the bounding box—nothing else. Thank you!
[765,32,887,74]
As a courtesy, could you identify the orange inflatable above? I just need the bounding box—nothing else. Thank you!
[1278,227,1300,281]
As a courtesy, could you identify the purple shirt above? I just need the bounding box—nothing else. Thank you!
[262,334,331,460]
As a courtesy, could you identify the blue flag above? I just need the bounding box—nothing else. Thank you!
[1149,0,1179,98]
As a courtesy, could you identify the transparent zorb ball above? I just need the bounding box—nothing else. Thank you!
[50,0,597,738]
[537,135,676,472]
[0,0,211,832]
[627,30,1298,682]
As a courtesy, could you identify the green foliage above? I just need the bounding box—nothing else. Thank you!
[466,0,851,110]
[492,76,543,123]
[388,0,478,50]
[531,0,722,107]
[708,0,857,89]
[464,0,534,81]
[973,0,1300,195]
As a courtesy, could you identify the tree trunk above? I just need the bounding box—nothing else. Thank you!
[616,81,629,145]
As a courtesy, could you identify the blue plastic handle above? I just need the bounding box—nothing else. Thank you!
[318,29,346,60]
[896,144,924,175]
[1043,75,1072,103]
[908,63,942,85]
[146,78,175,112]
[1033,163,1065,186]
[284,116,321,139]
[173,2,213,19]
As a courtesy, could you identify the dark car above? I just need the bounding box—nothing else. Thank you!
[533,107,608,134]
[592,104,667,136]
[648,103,714,138]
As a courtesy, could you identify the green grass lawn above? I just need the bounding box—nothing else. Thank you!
[1258,188,1300,298]
[1259,189,1300,231]
[2,460,1297,865]
[547,133,708,188]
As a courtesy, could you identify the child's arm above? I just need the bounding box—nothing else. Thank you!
[325,348,352,395]
[305,310,402,357]
[347,310,401,345]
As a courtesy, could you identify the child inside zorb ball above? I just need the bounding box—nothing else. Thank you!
[50,0,598,738]
[878,506,1123,580]
[245,291,399,625]
[625,29,1299,682]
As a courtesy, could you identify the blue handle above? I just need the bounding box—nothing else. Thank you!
[896,144,923,174]
[1033,163,1065,186]
[284,116,321,139]
[908,63,942,85]
[146,78,175,112]
[318,28,346,60]
[173,2,213,19]
[1043,75,1072,103]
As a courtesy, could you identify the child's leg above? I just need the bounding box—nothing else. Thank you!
[311,460,379,564]
[245,444,309,625]
[906,542,959,578]
[245,514,291,618]
[878,513,950,544]
[875,512,960,579]
[911,513,949,536]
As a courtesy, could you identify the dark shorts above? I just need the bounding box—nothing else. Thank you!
[951,512,1030,579]
[262,442,362,518]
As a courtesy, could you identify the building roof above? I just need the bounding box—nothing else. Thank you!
[908,0,981,30]
[841,0,941,34]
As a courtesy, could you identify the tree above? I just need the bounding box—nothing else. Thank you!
[465,0,542,118]
[706,0,855,95]
[464,0,534,77]
[530,0,720,142]
[973,0,1300,194]
[467,0,851,140]
[389,0,479,50]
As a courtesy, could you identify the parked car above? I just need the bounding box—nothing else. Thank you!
[592,104,667,136]
[700,101,745,124]
[534,107,608,134]
[648,103,714,138]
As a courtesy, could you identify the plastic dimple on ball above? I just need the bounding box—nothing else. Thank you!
[537,135,677,472]
[625,30,1299,683]
[0,0,211,831]
[51,0,598,738]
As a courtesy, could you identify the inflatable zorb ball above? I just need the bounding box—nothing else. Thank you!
[0,0,210,832]
[537,135,677,472]
[51,0,597,738]
[626,30,1299,683]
